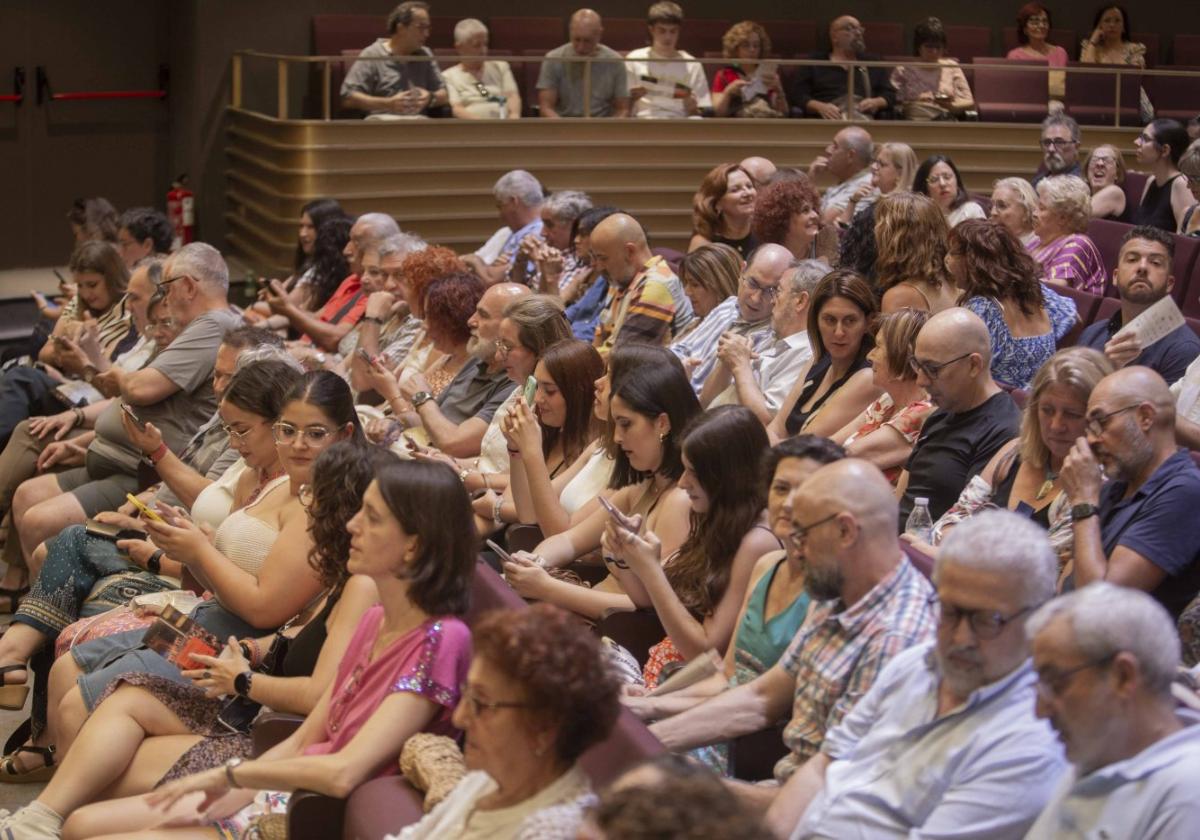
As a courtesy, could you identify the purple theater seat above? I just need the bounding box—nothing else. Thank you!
[759,19,818,57]
[971,57,1054,122]
[1056,286,1101,347]
[1145,66,1200,122]
[488,17,564,54]
[1063,62,1141,126]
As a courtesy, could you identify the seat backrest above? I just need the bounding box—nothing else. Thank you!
[488,16,565,54]
[944,25,992,61]
[1085,217,1133,294]
[681,19,732,55]
[758,19,818,57]
[602,17,651,52]
[1002,27,1077,55]
[466,559,526,627]
[578,708,665,789]
[863,21,905,57]
[1144,67,1200,120]
[971,58,1054,119]
[312,14,384,57]
[1056,285,1101,347]
[1093,294,1122,326]
[1173,34,1200,66]
[1188,316,1200,342]
[1063,62,1140,122]
[1120,172,1149,223]
[1171,235,1200,313]
[1132,32,1161,66]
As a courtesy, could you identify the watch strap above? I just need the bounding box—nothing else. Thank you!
[234,670,254,697]
[146,549,164,575]
[1070,503,1099,521]
[411,390,433,407]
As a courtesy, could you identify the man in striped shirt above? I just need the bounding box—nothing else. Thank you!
[649,459,937,805]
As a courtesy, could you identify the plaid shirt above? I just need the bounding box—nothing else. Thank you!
[595,255,678,352]
[774,556,937,781]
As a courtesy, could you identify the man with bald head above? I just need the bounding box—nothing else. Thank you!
[899,307,1021,524]
[538,9,630,118]
[1061,366,1200,618]
[739,156,777,187]
[651,459,936,806]
[788,15,896,121]
[592,212,693,351]
[671,243,793,392]
[810,126,875,225]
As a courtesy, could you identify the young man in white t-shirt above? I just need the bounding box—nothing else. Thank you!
[625,2,711,119]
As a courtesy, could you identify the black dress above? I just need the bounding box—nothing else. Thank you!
[1132,174,1183,232]
[784,342,874,436]
[991,452,1053,529]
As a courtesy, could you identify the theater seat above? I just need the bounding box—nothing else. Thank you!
[971,58,1053,123]
[1146,66,1200,122]
[1085,217,1132,297]
[594,608,666,668]
[1188,317,1200,342]
[1092,295,1121,328]
[652,246,685,275]
[603,17,651,53]
[467,559,526,626]
[1002,27,1077,56]
[1173,35,1200,66]
[1063,62,1140,126]
[944,26,992,62]
[1120,173,1149,224]
[863,21,905,58]
[758,19,818,57]
[488,16,564,54]
[1056,286,1101,347]
[730,723,789,782]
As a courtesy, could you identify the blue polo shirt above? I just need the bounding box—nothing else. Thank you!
[1091,449,1200,618]
[1077,311,1200,386]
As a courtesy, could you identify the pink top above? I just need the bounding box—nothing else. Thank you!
[303,606,471,775]
[1005,45,1068,67]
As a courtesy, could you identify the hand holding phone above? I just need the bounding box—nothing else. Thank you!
[523,375,538,406]
[120,402,142,425]
[124,492,166,524]
[598,495,638,532]
[485,538,513,564]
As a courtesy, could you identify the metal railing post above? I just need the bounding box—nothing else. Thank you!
[847,62,856,119]
[231,53,242,109]
[323,61,332,120]
[584,57,592,118]
[276,58,288,119]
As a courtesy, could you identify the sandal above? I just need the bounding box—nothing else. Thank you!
[0,665,28,711]
[0,744,54,784]
[0,586,28,615]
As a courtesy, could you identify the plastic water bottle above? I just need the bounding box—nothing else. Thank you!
[905,497,933,543]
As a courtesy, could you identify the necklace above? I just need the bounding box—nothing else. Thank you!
[1035,464,1059,501]
[246,466,286,507]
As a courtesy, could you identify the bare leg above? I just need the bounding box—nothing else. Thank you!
[46,652,84,754]
[0,622,44,684]
[39,684,193,819]
[18,492,86,569]
[11,474,67,568]
[105,734,204,801]
[64,790,225,840]
[53,684,89,758]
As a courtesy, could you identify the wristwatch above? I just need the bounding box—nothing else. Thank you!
[234,670,254,698]
[1070,503,1099,521]
[225,757,244,788]
[146,549,164,575]
[411,390,433,408]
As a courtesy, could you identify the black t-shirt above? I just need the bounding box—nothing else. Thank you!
[900,391,1022,526]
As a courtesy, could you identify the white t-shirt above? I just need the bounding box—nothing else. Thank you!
[443,61,519,119]
[625,47,711,119]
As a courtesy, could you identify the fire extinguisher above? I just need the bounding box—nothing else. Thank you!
[166,174,195,251]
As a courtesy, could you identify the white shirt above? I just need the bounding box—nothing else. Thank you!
[820,168,873,214]
[1026,708,1200,840]
[948,201,987,228]
[711,329,813,413]
[1170,354,1200,425]
[625,47,711,119]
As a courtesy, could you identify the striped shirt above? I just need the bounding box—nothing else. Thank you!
[595,255,679,352]
[775,556,937,781]
[669,296,772,393]
[1028,233,1107,295]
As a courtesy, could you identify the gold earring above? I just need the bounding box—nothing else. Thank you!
[659,432,668,443]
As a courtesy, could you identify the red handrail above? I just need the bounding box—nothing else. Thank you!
[0,95,20,103]
[50,90,165,101]
[3,67,23,104]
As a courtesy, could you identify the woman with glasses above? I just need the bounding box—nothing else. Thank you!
[1178,140,1200,237]
[42,459,474,840]
[771,270,882,440]
[907,347,1114,587]
[835,142,918,228]
[1084,144,1128,221]
[914,155,986,228]
[1006,2,1069,103]
[0,443,390,832]
[1028,175,1107,295]
[949,219,1079,390]
[1132,118,1194,234]
[830,309,933,485]
[40,371,362,758]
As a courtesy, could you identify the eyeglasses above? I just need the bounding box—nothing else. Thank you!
[297,483,314,509]
[1026,16,1050,27]
[938,602,1035,641]
[272,422,335,447]
[458,683,532,717]
[788,511,840,547]
[1035,655,1115,700]
[495,339,524,358]
[221,423,254,443]
[1039,138,1077,149]
[926,173,957,186]
[159,274,191,287]
[909,352,972,380]
[1136,131,1160,146]
[1084,403,1141,437]
[741,274,779,301]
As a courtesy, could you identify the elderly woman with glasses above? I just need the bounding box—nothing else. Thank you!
[905,347,1114,588]
[443,18,521,120]
[1029,175,1107,294]
[1084,144,1128,220]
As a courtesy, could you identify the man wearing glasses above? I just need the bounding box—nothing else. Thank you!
[772,511,1066,839]
[1060,366,1200,620]
[898,308,1020,525]
[670,244,792,393]
[1032,113,1083,189]
[340,1,448,118]
[1026,583,1200,839]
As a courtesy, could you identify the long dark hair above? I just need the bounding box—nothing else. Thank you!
[294,198,344,275]
[914,154,970,210]
[951,219,1045,316]
[307,215,353,310]
[282,371,365,443]
[604,343,687,488]
[666,406,769,619]
[806,269,878,360]
[608,350,701,488]
[539,340,604,466]
[375,460,476,616]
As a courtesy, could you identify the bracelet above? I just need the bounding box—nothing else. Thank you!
[70,406,85,428]
[248,637,264,668]
[361,315,385,325]
[148,443,169,464]
[507,447,520,456]
[238,640,254,662]
[492,493,506,527]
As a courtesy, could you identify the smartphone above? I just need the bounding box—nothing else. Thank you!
[356,348,375,364]
[84,518,148,542]
[125,493,166,524]
[401,434,422,454]
[120,402,141,425]
[523,375,538,406]
[485,538,513,564]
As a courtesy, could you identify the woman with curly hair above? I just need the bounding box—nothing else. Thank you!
[752,176,838,263]
[990,177,1039,246]
[1,443,392,831]
[711,21,787,118]
[394,604,619,838]
[947,219,1078,389]
[602,406,781,688]
[688,164,758,258]
[874,191,958,313]
[50,459,475,840]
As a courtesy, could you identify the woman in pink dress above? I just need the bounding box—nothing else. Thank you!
[1006,3,1069,102]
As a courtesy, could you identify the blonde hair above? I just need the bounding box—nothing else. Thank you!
[992,177,1039,231]
[722,21,771,59]
[877,142,919,192]
[874,191,952,293]
[678,243,742,301]
[1037,175,1093,234]
[1021,347,1114,469]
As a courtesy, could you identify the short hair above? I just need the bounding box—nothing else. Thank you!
[1041,112,1080,143]
[223,324,285,351]
[806,269,878,359]
[423,272,485,346]
[1179,139,1200,182]
[387,1,429,33]
[784,258,831,296]
[282,370,365,443]
[678,243,742,302]
[1026,581,1180,695]
[502,294,572,357]
[951,219,1045,316]
[66,197,118,242]
[877,142,919,192]
[761,434,846,494]
[751,176,822,246]
[992,176,1040,230]
[1145,118,1191,165]
[912,17,948,53]
[936,509,1057,606]
[235,343,303,373]
[68,241,129,303]
[874,191,953,294]
[692,164,752,240]
[493,169,544,209]
[1090,5,1132,43]
[1036,175,1094,234]
[169,241,229,293]
[647,1,684,26]
[1021,347,1113,469]
[1120,224,1175,260]
[543,190,593,225]
[609,349,701,484]
[376,232,426,261]
[841,129,875,167]
[874,308,928,381]
[1084,143,1127,186]
[376,459,476,615]
[453,18,487,44]
[221,359,303,423]
[722,21,770,59]
[1017,3,1053,45]
[355,212,401,244]
[118,207,173,254]
[473,604,620,764]
[914,154,970,210]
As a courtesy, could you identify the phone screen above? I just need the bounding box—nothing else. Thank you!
[523,375,538,406]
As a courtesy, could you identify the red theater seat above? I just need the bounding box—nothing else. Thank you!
[972,57,1054,122]
[488,16,564,54]
[1064,62,1141,126]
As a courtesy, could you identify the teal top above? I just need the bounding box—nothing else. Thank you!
[732,554,810,684]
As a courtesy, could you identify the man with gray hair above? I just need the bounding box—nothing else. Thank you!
[512,190,593,291]
[704,258,825,420]
[810,126,875,225]
[1026,583,1200,839]
[537,8,630,118]
[10,242,243,563]
[771,510,1067,839]
[348,232,427,395]
[1032,113,1082,188]
[464,170,545,286]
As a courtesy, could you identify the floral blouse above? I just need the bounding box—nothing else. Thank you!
[965,287,1078,389]
[843,394,934,484]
